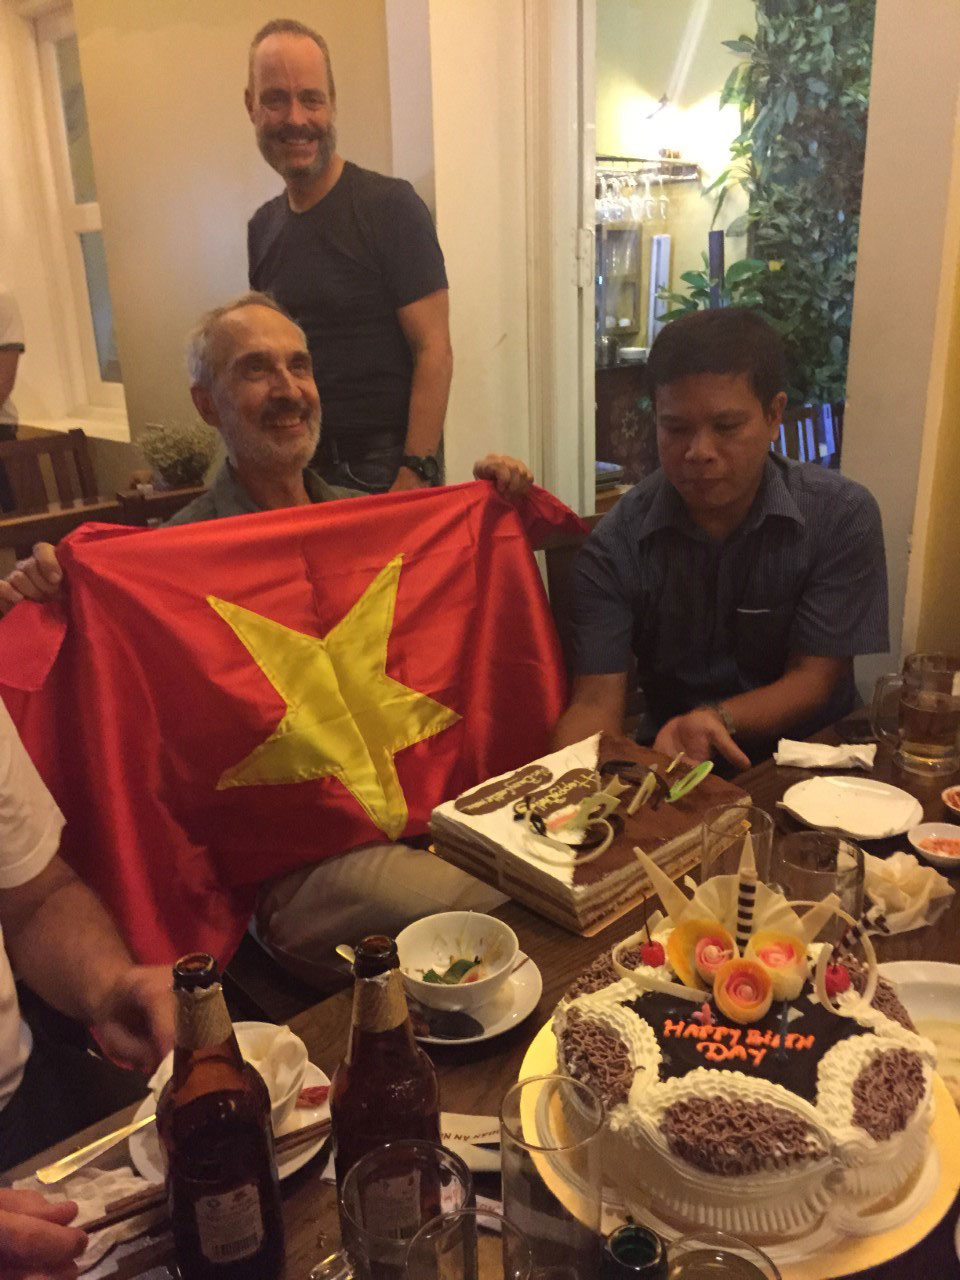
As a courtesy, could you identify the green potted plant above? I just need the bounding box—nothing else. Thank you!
[139,420,217,490]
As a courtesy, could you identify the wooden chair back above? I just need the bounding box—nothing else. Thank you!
[0,428,99,514]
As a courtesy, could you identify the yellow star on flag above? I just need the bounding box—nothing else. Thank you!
[207,554,460,839]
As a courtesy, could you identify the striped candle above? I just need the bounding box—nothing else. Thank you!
[734,832,758,952]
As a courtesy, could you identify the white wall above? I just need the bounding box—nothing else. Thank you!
[427,0,533,483]
[843,0,960,688]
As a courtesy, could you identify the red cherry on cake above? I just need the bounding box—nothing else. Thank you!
[641,940,665,967]
[825,963,851,997]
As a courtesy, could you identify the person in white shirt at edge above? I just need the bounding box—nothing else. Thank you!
[0,698,173,1278]
[0,293,530,991]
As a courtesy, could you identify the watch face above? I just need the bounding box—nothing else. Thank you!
[404,455,440,483]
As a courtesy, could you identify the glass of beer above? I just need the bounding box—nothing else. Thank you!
[666,1230,781,1279]
[500,1075,604,1279]
[871,652,960,774]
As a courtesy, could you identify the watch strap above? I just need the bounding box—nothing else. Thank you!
[400,454,440,484]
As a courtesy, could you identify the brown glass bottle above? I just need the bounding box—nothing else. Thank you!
[156,954,285,1280]
[329,935,441,1191]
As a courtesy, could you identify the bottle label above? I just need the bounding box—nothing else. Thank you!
[194,1183,265,1264]
[361,1169,422,1239]
[350,970,408,1039]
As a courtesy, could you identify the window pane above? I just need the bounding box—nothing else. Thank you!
[79,232,122,382]
[55,35,97,203]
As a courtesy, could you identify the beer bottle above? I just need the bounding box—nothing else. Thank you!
[156,953,285,1280]
[329,935,441,1190]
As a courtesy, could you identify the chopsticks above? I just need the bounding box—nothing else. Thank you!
[83,1117,331,1234]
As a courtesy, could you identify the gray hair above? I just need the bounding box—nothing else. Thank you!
[185,291,304,388]
[248,19,335,101]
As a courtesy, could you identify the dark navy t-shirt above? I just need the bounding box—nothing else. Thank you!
[248,162,448,448]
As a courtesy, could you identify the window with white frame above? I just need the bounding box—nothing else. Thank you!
[33,4,124,411]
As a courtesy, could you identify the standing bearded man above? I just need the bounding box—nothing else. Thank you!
[245,18,452,495]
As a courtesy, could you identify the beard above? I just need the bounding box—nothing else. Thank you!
[257,120,337,187]
[221,400,321,478]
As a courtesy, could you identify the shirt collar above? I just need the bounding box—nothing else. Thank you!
[209,461,330,516]
[636,456,805,542]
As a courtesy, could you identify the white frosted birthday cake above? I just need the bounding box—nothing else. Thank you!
[553,844,937,1242]
[430,733,750,933]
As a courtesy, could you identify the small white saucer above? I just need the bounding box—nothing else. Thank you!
[780,775,923,840]
[908,822,960,870]
[128,1061,331,1183]
[415,955,542,1046]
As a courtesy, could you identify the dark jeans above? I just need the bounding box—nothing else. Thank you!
[319,441,406,495]
[0,997,148,1173]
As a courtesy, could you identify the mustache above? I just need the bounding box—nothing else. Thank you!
[262,398,310,422]
[273,126,326,144]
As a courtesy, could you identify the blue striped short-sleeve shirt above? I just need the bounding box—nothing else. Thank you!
[571,455,888,737]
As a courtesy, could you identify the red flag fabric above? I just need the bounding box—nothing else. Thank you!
[0,483,583,965]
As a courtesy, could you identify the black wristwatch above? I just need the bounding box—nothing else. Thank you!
[400,454,441,485]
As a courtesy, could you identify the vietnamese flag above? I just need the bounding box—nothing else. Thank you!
[0,483,582,965]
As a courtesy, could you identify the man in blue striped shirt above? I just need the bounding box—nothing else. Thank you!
[553,309,888,768]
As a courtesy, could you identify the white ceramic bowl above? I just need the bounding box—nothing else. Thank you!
[149,1021,308,1131]
[943,785,960,818]
[908,822,960,870]
[396,912,519,1012]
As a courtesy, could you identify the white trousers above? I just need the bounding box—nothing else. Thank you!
[254,843,507,992]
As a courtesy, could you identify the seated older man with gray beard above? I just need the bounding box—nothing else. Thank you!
[0,291,535,989]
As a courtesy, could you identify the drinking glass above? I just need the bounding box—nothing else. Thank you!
[772,831,864,942]
[335,1141,474,1280]
[871,651,960,774]
[500,1075,604,1279]
[404,1208,531,1279]
[666,1230,780,1279]
[702,805,774,883]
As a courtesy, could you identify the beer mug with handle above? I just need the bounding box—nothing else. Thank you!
[871,652,960,774]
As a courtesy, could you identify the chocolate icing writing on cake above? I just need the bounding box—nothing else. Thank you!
[852,1049,925,1141]
[661,1097,826,1175]
[454,764,551,815]
[559,1010,634,1109]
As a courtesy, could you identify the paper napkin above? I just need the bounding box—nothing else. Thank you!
[864,850,955,933]
[774,739,877,769]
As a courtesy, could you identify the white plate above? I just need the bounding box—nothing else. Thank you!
[128,1061,331,1184]
[780,775,924,840]
[877,960,960,1022]
[415,956,542,1046]
[908,823,960,870]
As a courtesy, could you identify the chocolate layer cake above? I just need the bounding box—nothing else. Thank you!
[430,733,750,933]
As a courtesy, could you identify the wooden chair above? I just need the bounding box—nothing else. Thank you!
[0,429,121,558]
[117,485,206,527]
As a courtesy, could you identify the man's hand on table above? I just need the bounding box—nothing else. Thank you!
[0,1187,87,1279]
[0,543,61,617]
[653,707,751,771]
[90,965,174,1075]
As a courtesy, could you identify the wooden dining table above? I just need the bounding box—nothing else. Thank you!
[6,726,960,1279]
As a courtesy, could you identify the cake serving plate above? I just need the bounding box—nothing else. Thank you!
[519,1021,960,1278]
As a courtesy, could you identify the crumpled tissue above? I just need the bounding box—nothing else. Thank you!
[13,1165,163,1274]
[774,739,877,770]
[864,849,954,933]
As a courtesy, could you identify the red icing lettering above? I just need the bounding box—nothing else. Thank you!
[683,1023,704,1040]
[746,1029,766,1047]
[699,1041,730,1062]
[663,1019,686,1038]
[748,1047,767,1067]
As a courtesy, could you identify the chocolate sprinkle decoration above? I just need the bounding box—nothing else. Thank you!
[852,1049,925,1141]
[564,949,619,1000]
[559,1010,634,1110]
[661,1096,825,1176]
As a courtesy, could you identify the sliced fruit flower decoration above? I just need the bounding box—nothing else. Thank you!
[745,930,808,1000]
[667,919,736,989]
[713,958,774,1024]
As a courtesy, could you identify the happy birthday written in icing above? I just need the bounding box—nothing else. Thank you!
[662,1018,815,1068]
[526,770,595,815]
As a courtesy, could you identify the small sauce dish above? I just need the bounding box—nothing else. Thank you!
[908,822,960,870]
